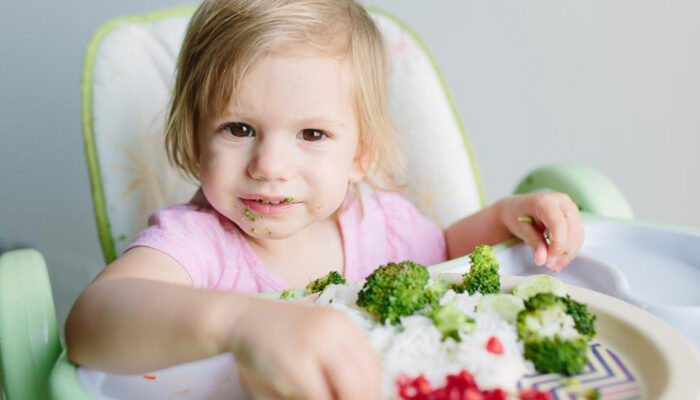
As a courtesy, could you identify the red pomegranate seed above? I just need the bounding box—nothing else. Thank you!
[519,388,552,400]
[395,369,509,400]
[446,387,461,400]
[400,386,418,399]
[462,388,484,400]
[486,336,504,355]
[483,388,507,400]
[414,375,432,394]
[457,370,476,388]
[535,392,552,400]
[397,373,412,387]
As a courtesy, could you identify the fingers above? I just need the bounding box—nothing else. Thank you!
[347,338,383,400]
[274,357,334,400]
[238,365,282,400]
[508,193,584,272]
[534,193,584,272]
[533,195,569,270]
[323,346,381,400]
[241,358,331,400]
[324,318,383,400]
[236,303,383,400]
[510,214,548,266]
[293,311,382,400]
[552,198,584,271]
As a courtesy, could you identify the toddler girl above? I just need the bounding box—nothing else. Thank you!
[66,0,583,399]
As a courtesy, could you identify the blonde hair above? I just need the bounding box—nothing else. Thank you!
[165,0,405,192]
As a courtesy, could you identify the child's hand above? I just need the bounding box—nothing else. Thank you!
[229,298,382,400]
[498,193,584,272]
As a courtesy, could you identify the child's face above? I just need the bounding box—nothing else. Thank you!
[197,48,364,240]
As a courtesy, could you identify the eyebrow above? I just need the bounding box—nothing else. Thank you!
[295,117,346,129]
[217,108,346,129]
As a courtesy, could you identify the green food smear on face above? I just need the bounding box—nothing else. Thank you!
[283,197,293,203]
[251,227,258,234]
[244,208,256,222]
[280,289,297,300]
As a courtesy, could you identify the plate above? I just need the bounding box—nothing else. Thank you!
[501,275,699,399]
[62,274,700,400]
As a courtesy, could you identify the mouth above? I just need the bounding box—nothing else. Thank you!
[253,198,294,205]
[240,195,298,216]
[242,195,295,204]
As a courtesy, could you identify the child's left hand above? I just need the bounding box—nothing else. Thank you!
[497,192,584,272]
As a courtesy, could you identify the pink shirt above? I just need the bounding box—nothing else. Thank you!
[128,190,447,293]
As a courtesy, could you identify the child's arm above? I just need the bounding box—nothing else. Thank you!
[65,247,250,372]
[445,192,584,272]
[65,247,382,399]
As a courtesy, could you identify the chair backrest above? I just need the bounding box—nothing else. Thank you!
[83,6,485,263]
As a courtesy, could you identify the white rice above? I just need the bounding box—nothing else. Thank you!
[311,283,530,399]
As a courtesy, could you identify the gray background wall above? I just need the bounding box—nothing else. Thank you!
[1,0,699,339]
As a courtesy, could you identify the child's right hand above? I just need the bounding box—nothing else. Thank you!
[229,298,382,400]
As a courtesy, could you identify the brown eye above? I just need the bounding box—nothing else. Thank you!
[225,122,255,137]
[301,129,327,141]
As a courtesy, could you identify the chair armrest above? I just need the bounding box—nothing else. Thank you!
[0,249,62,400]
[514,163,634,220]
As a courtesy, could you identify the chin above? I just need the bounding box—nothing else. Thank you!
[241,223,300,240]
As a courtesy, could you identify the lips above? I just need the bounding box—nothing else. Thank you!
[240,196,298,216]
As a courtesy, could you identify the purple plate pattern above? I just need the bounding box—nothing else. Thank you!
[517,342,642,400]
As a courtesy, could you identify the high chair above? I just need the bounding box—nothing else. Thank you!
[0,5,634,400]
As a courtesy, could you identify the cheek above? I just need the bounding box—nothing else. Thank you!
[302,154,354,212]
[199,150,224,189]
[199,145,247,201]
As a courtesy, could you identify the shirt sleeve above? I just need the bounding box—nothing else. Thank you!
[378,193,448,266]
[126,205,225,289]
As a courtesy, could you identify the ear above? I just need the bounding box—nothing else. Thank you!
[349,141,369,183]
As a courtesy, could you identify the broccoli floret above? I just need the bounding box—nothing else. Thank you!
[523,337,588,375]
[561,295,597,337]
[305,271,346,294]
[426,300,476,342]
[452,245,501,295]
[516,292,596,375]
[424,279,448,310]
[356,261,431,325]
[518,293,596,339]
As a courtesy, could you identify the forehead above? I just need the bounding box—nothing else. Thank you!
[223,49,356,124]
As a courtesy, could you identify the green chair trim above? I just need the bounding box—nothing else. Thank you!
[49,351,99,400]
[82,5,487,265]
[81,5,199,264]
[0,249,62,400]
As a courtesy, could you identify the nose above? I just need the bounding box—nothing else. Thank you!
[247,134,296,181]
